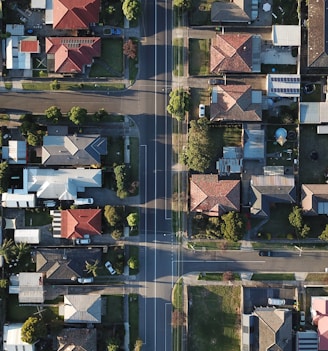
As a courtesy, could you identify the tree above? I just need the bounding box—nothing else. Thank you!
[123,39,138,59]
[221,212,245,242]
[85,260,99,277]
[104,205,123,227]
[45,106,62,123]
[68,106,87,125]
[320,225,328,241]
[300,224,310,238]
[0,161,9,193]
[13,242,30,260]
[167,88,190,121]
[128,256,138,270]
[0,279,8,289]
[93,108,108,122]
[289,206,303,234]
[127,212,139,228]
[107,338,120,351]
[111,229,123,240]
[173,0,192,10]
[122,0,141,21]
[180,118,216,172]
[21,316,47,344]
[50,79,60,90]
[0,238,14,264]
[114,164,130,199]
[134,338,143,351]
[26,132,39,146]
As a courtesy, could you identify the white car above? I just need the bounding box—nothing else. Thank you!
[75,235,91,245]
[300,311,305,326]
[77,277,94,284]
[74,198,94,205]
[198,104,205,118]
[105,261,117,275]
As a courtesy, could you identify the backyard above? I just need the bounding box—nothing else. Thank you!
[188,285,241,351]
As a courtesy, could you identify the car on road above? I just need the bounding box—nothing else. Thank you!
[105,261,116,275]
[198,104,205,118]
[258,250,272,256]
[300,311,305,326]
[76,235,91,245]
[77,277,94,284]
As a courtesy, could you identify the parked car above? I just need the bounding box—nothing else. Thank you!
[105,261,117,275]
[258,250,272,256]
[208,78,224,85]
[111,28,122,35]
[268,298,285,306]
[75,235,91,245]
[74,198,94,205]
[198,104,205,118]
[77,277,94,284]
[43,200,56,208]
[300,311,305,326]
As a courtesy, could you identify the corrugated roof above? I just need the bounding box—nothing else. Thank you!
[64,295,101,323]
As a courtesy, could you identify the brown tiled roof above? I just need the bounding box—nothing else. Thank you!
[61,209,102,239]
[57,328,97,351]
[210,84,262,122]
[53,0,100,30]
[190,174,240,216]
[308,0,328,67]
[210,33,252,73]
[46,37,101,73]
[20,39,39,53]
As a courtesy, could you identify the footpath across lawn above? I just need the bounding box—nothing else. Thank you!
[188,285,241,351]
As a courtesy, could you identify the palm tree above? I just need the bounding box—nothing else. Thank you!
[0,238,14,264]
[85,259,99,277]
[14,242,30,260]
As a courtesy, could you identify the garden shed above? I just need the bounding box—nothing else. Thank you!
[14,229,40,244]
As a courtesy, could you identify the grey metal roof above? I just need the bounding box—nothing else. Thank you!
[63,295,102,324]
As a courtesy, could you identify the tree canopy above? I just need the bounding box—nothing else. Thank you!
[173,0,192,10]
[127,212,139,228]
[122,0,141,21]
[167,88,190,121]
[123,39,138,60]
[127,256,138,270]
[68,106,87,125]
[320,224,328,241]
[221,211,245,242]
[45,106,62,122]
[114,164,129,199]
[0,161,9,194]
[180,118,216,172]
[288,206,310,238]
[21,316,47,344]
[104,205,123,228]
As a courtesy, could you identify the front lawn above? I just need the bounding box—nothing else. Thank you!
[173,38,184,77]
[90,39,124,77]
[188,285,241,351]
[129,294,139,349]
[189,0,219,26]
[252,273,295,281]
[25,209,53,226]
[102,295,124,324]
[190,88,210,120]
[189,39,210,76]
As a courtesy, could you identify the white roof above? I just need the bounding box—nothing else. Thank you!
[3,324,35,351]
[14,229,40,244]
[45,0,53,24]
[2,141,27,164]
[300,102,328,124]
[31,0,46,8]
[6,24,24,36]
[272,25,301,46]
[267,74,300,97]
[1,193,36,208]
[6,37,32,69]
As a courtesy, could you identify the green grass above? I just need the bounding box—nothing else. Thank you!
[208,125,242,153]
[130,137,139,184]
[189,39,210,76]
[4,82,12,90]
[102,295,124,324]
[129,294,139,350]
[172,278,183,310]
[251,273,295,281]
[190,241,241,250]
[89,38,123,77]
[188,286,240,351]
[129,245,139,275]
[198,272,241,281]
[299,124,328,184]
[7,295,38,322]
[301,84,322,102]
[189,0,219,26]
[22,81,125,91]
[305,273,328,282]
[173,38,184,77]
[104,136,124,167]
[25,209,53,226]
[129,58,138,83]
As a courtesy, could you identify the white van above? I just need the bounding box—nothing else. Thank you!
[268,298,285,306]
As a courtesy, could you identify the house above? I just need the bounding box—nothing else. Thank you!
[299,102,328,125]
[26,168,102,200]
[3,323,35,351]
[42,132,107,166]
[302,184,328,215]
[267,74,301,98]
[51,208,102,239]
[250,175,296,217]
[210,33,261,74]
[45,37,101,74]
[60,295,102,323]
[36,248,102,283]
[272,25,301,46]
[9,273,45,304]
[311,296,328,350]
[210,84,262,122]
[307,0,328,68]
[2,141,26,164]
[1,193,36,208]
[57,328,97,351]
[216,146,243,175]
[190,174,240,216]
[211,0,259,23]
[243,128,265,160]
[52,0,100,30]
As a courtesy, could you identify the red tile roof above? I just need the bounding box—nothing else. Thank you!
[210,33,253,73]
[20,39,40,53]
[53,0,100,30]
[190,174,240,216]
[46,37,101,73]
[61,209,102,239]
[210,84,262,122]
